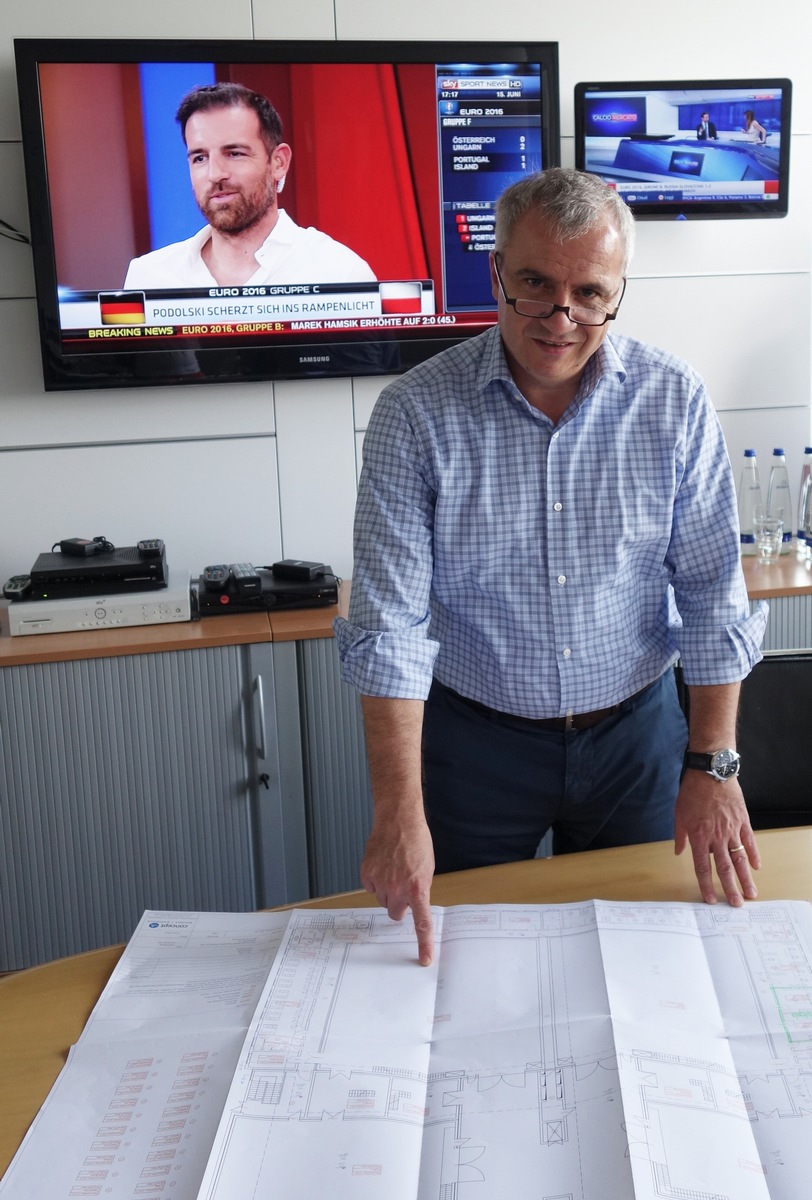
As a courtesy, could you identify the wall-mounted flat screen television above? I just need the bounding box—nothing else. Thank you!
[14,38,560,392]
[574,78,791,220]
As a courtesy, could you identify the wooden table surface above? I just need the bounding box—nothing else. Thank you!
[2,826,811,1178]
[741,549,812,598]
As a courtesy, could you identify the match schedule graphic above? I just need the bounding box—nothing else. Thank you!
[436,62,542,312]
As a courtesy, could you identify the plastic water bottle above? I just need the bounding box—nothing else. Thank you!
[796,446,812,555]
[766,448,793,554]
[737,449,763,555]
[801,459,812,562]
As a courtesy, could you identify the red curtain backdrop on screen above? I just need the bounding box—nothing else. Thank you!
[229,62,441,283]
[285,64,431,280]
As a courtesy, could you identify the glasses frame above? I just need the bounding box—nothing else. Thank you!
[493,254,626,328]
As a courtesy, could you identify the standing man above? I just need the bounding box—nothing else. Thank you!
[124,82,375,288]
[335,169,766,966]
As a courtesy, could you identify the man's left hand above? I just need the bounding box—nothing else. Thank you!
[674,771,760,906]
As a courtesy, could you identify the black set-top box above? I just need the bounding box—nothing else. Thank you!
[29,542,168,599]
[196,565,337,614]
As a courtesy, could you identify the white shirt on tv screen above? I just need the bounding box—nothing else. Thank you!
[123,209,376,289]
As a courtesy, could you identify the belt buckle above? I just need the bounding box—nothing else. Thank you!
[564,711,574,732]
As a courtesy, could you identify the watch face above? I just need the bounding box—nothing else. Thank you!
[711,749,740,779]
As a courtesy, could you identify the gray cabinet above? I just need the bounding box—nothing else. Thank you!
[297,637,373,897]
[0,640,308,969]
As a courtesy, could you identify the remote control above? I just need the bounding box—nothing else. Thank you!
[231,563,262,596]
[202,564,231,589]
[137,538,165,558]
[3,574,33,600]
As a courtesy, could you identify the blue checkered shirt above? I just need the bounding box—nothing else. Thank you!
[335,327,767,718]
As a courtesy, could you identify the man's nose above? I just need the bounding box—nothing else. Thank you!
[207,154,230,181]
[540,303,577,330]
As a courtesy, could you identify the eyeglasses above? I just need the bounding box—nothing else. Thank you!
[493,255,626,328]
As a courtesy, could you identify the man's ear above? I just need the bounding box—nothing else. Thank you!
[271,142,292,192]
[488,251,500,305]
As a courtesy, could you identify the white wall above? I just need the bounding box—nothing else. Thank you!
[0,0,809,583]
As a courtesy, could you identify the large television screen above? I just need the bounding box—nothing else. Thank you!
[14,38,560,392]
[574,78,791,219]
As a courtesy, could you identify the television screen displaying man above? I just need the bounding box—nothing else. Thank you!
[124,82,376,289]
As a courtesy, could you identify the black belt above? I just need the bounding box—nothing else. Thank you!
[444,685,647,732]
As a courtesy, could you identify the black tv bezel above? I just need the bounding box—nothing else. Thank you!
[574,76,792,221]
[14,37,560,393]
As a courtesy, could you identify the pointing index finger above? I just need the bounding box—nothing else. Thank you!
[410,894,435,967]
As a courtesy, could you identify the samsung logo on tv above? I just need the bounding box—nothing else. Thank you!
[299,355,331,364]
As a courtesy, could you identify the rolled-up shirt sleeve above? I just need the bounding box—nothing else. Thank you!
[672,601,768,686]
[665,376,768,685]
[334,386,440,699]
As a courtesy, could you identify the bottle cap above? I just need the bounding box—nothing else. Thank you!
[773,448,785,456]
[744,449,756,457]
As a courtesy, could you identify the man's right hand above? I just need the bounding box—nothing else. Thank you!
[360,813,435,966]
[358,694,435,966]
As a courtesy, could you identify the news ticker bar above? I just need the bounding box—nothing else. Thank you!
[64,313,478,344]
[59,280,436,332]
[610,181,778,200]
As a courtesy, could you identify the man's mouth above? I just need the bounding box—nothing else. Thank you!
[535,336,574,350]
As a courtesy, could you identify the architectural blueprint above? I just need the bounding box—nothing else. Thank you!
[3,901,812,1199]
[0,909,291,1200]
[197,901,812,1200]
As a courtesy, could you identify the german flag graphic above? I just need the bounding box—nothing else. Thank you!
[98,291,146,325]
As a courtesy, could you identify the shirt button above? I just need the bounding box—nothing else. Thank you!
[562,647,571,658]
[557,575,567,585]
[553,501,563,512]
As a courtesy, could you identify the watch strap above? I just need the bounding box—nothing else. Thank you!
[684,751,714,772]
[683,748,741,781]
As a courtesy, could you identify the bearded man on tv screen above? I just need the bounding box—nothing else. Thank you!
[124,82,376,289]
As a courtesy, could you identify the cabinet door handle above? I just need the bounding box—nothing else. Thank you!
[254,675,267,760]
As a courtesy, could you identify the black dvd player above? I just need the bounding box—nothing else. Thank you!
[196,565,338,614]
[29,542,168,599]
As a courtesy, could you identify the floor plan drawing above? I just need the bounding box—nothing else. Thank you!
[196,901,812,1200]
[4,901,812,1200]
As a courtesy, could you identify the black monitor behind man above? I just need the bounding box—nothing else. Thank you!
[124,82,376,289]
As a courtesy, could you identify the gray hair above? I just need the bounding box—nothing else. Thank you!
[495,167,636,271]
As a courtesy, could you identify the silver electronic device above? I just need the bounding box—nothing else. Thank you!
[7,569,192,637]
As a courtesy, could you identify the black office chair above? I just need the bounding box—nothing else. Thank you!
[737,651,812,830]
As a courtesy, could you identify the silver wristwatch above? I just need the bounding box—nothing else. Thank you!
[683,748,741,782]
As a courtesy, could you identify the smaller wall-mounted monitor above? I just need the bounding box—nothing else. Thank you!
[574,78,791,219]
[14,38,560,392]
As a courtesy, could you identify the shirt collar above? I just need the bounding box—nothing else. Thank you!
[580,335,628,393]
[190,209,296,269]
[255,210,296,261]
